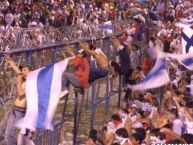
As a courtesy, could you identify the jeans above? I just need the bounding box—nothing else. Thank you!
[89,67,108,84]
[5,107,25,145]
[62,72,82,90]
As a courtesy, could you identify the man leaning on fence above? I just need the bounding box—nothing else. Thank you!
[60,45,90,98]
[0,56,34,145]
[79,41,109,84]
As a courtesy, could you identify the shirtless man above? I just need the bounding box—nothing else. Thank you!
[1,56,34,145]
[79,41,109,84]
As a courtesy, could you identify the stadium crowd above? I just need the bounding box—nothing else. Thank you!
[0,0,193,145]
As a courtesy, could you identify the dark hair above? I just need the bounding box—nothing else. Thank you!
[181,133,193,143]
[132,128,146,144]
[149,37,155,43]
[136,66,142,71]
[166,139,185,144]
[186,101,193,108]
[111,114,121,122]
[150,128,165,140]
[19,63,33,71]
[81,51,87,57]
[89,129,98,142]
[135,128,146,140]
[115,128,129,138]
[132,43,139,50]
[146,90,155,95]
[169,108,178,118]
[111,143,120,145]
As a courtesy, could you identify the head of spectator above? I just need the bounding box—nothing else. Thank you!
[131,43,139,52]
[149,37,156,48]
[131,128,146,145]
[0,13,5,25]
[150,128,165,144]
[181,133,193,144]
[186,100,193,115]
[77,49,87,58]
[144,90,154,103]
[111,114,122,126]
[88,129,98,143]
[114,128,129,144]
[5,13,13,25]
[19,63,32,76]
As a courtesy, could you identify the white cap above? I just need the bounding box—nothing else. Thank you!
[131,104,137,108]
[78,49,84,54]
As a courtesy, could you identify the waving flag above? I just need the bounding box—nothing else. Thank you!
[167,53,193,71]
[98,21,113,35]
[16,57,73,130]
[176,23,193,53]
[128,57,170,90]
[98,21,113,30]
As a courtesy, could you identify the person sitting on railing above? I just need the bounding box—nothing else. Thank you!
[60,46,90,98]
[0,56,35,145]
[79,41,109,84]
[110,37,132,84]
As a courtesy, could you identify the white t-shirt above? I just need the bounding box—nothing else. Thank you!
[185,117,193,134]
[172,118,183,135]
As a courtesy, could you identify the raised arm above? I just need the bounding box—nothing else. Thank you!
[6,56,21,74]
[79,41,97,56]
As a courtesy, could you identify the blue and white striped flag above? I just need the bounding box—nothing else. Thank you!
[16,57,73,130]
[175,23,193,54]
[98,21,113,30]
[128,57,170,90]
[167,53,193,71]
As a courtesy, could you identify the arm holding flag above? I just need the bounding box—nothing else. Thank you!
[5,56,21,74]
[15,57,74,130]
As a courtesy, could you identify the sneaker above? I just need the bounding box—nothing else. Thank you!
[60,90,69,100]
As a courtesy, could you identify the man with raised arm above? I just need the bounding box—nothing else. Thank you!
[0,56,34,145]
[79,41,109,84]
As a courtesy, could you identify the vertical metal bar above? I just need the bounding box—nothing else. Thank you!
[52,47,58,63]
[50,129,55,145]
[73,92,78,145]
[117,75,122,108]
[105,38,110,113]
[27,51,32,65]
[57,96,68,144]
[90,83,96,130]
[139,41,142,65]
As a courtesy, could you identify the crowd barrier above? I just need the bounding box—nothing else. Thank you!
[0,17,164,144]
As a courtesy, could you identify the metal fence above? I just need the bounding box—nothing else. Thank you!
[0,17,163,145]
[0,34,123,145]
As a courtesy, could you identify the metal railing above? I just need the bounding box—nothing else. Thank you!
[0,34,123,145]
[0,17,162,145]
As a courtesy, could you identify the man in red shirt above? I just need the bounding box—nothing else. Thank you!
[60,49,90,98]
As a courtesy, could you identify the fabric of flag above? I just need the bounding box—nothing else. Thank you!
[16,57,73,130]
[128,57,170,90]
[98,21,113,30]
[167,53,193,71]
[176,23,193,53]
[98,21,113,35]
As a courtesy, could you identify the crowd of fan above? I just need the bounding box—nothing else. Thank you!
[83,0,193,145]
[0,0,192,49]
[0,0,193,145]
